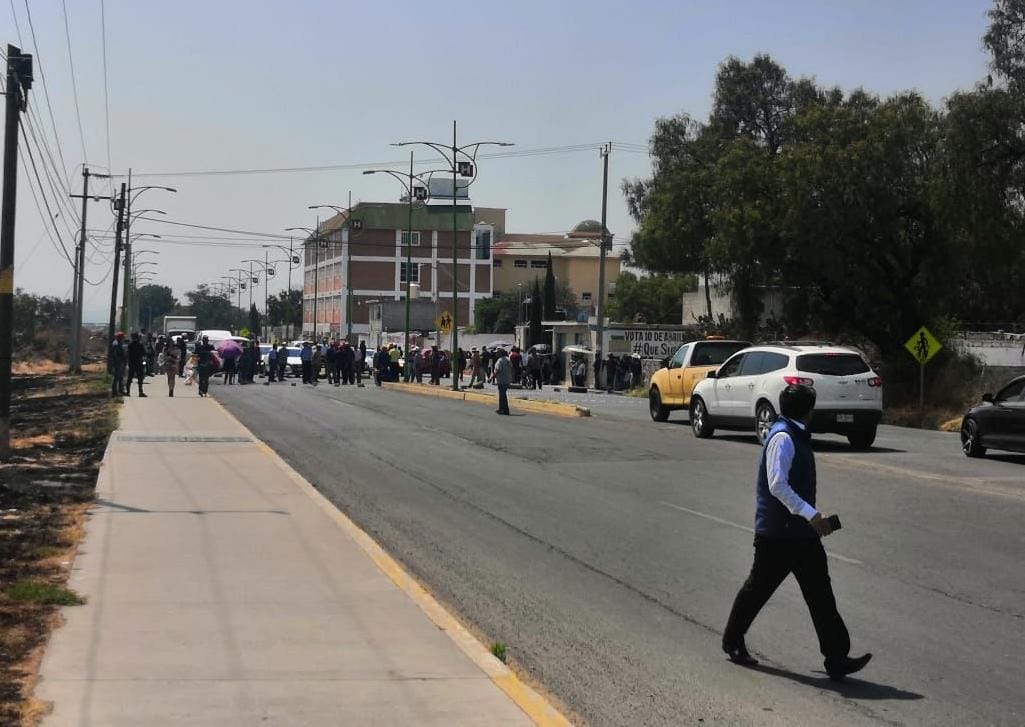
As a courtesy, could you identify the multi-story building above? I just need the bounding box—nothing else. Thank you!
[492,219,622,316]
[302,198,505,339]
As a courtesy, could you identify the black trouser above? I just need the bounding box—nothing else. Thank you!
[724,536,850,664]
[267,362,276,382]
[355,361,363,385]
[327,361,339,385]
[127,362,145,395]
[277,361,287,381]
[198,364,212,395]
[178,353,186,377]
[302,361,313,384]
[342,364,354,385]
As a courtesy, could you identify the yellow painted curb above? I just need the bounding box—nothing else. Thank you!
[210,397,573,727]
[386,382,590,418]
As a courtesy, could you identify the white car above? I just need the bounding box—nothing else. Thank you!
[689,344,883,449]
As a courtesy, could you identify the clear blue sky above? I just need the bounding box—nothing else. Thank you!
[3,0,993,322]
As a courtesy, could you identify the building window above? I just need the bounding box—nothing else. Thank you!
[493,258,503,268]
[400,262,420,283]
[475,228,492,259]
[514,260,528,268]
[530,259,548,269]
[401,231,421,247]
[582,292,593,301]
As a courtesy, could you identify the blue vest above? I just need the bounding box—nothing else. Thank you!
[755,418,817,538]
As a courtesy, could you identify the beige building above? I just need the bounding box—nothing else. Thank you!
[492,220,621,315]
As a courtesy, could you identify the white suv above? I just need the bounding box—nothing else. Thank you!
[689,344,883,449]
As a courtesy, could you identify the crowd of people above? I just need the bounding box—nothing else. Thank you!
[108,331,648,413]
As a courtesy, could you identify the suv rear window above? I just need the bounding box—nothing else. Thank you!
[797,353,870,376]
[691,341,750,367]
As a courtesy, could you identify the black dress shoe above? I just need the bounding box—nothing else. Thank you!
[723,642,759,666]
[826,653,872,680]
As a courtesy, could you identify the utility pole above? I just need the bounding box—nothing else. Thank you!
[120,169,132,332]
[345,190,353,343]
[313,217,320,341]
[1,45,33,460]
[595,143,611,389]
[106,183,127,369]
[451,121,459,391]
[69,167,91,372]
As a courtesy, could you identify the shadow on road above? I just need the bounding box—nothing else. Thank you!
[751,663,924,701]
[984,453,1025,466]
[714,434,907,455]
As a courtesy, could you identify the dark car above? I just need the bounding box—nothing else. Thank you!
[961,375,1025,457]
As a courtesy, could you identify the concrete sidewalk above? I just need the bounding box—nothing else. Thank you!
[36,386,555,726]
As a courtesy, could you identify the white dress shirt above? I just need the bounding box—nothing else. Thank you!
[765,418,819,522]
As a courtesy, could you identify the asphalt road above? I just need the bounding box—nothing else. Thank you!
[214,380,1025,727]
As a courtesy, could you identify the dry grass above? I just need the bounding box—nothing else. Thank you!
[1,366,116,726]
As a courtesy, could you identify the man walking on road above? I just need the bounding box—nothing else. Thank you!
[722,384,871,680]
[493,349,512,415]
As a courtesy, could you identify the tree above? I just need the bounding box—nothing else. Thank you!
[985,0,1025,90]
[528,278,543,347]
[542,252,557,319]
[474,293,517,334]
[12,289,73,356]
[267,289,302,329]
[606,272,696,324]
[248,304,262,337]
[135,285,177,329]
[184,285,243,330]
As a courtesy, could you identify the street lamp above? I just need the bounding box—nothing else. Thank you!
[228,268,250,329]
[393,123,513,390]
[121,173,176,333]
[308,194,361,343]
[242,257,275,338]
[286,224,324,341]
[261,242,301,341]
[363,155,450,377]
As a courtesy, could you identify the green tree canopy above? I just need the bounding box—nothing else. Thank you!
[135,285,177,328]
[606,272,695,324]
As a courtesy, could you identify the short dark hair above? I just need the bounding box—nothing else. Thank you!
[779,384,816,420]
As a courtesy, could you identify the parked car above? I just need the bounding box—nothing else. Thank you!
[689,344,883,449]
[257,344,272,375]
[960,375,1025,457]
[648,338,752,421]
[283,347,303,378]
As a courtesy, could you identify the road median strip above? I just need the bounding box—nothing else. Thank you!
[384,382,591,418]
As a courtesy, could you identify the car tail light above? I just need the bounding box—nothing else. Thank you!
[784,375,814,386]
[867,376,883,387]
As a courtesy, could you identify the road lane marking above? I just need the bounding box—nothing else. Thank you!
[658,501,863,566]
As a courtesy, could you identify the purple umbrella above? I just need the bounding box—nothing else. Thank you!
[216,339,243,361]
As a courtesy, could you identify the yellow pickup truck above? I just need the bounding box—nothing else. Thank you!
[648,339,751,421]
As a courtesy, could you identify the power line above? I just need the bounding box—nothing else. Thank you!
[112,142,636,179]
[7,0,23,45]
[61,0,89,163]
[22,0,73,190]
[18,120,75,269]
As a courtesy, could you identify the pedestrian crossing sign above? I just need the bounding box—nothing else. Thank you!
[904,325,941,365]
[435,311,453,334]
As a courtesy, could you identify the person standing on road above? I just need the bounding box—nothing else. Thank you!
[340,341,356,385]
[194,335,215,398]
[266,345,278,383]
[374,346,389,386]
[277,344,289,381]
[592,351,602,390]
[428,346,441,386]
[163,339,180,397]
[177,335,188,377]
[311,344,323,385]
[300,342,314,384]
[493,349,513,415]
[527,349,543,390]
[143,332,156,377]
[109,332,127,397]
[356,341,367,385]
[325,341,339,386]
[126,332,148,397]
[722,384,872,680]
[468,347,483,388]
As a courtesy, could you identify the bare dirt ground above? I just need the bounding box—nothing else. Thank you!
[0,364,116,726]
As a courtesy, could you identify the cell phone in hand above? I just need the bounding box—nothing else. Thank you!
[827,514,842,531]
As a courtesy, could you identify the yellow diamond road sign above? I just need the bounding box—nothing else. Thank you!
[435,311,453,335]
[904,325,941,365]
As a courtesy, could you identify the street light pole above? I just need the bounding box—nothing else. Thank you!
[393,124,513,391]
[596,143,611,385]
